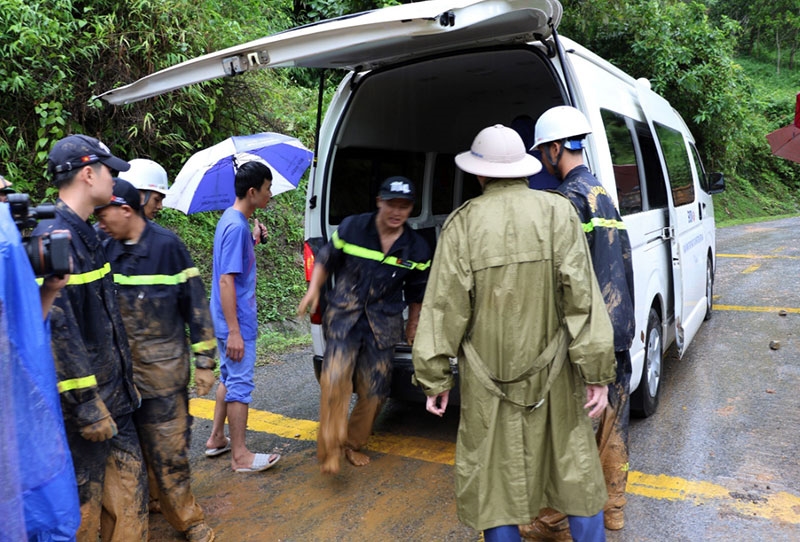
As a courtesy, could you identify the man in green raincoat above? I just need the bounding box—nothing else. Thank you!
[412,124,616,542]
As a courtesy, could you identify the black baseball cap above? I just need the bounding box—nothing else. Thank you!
[95,178,141,212]
[48,134,130,178]
[378,176,416,201]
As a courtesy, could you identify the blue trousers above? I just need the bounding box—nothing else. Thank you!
[484,511,606,542]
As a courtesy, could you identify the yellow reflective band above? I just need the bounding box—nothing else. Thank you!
[57,374,98,393]
[332,231,430,271]
[65,262,111,285]
[582,217,627,233]
[113,267,200,286]
[192,339,217,353]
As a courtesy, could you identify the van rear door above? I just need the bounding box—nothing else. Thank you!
[635,82,707,356]
[99,0,561,105]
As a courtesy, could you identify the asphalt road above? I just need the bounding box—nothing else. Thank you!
[152,217,800,541]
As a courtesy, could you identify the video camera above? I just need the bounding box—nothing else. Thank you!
[8,193,72,277]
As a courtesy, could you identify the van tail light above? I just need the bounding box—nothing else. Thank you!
[303,240,324,325]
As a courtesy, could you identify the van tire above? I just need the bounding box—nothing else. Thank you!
[631,308,662,418]
[704,256,714,321]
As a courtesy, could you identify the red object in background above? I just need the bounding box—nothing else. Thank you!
[766,92,800,164]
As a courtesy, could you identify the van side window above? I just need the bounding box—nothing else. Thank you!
[654,123,695,206]
[601,109,642,215]
[689,144,710,193]
[634,125,668,210]
[432,154,456,216]
[328,147,425,224]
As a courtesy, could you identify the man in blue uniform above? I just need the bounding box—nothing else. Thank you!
[96,179,217,542]
[525,106,636,538]
[33,134,148,541]
[298,176,431,475]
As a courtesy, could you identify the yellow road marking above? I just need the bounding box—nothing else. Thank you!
[715,305,800,313]
[190,398,800,524]
[717,253,800,260]
[742,263,761,273]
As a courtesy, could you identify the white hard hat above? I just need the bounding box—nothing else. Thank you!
[533,106,593,149]
[118,158,169,195]
[455,124,542,179]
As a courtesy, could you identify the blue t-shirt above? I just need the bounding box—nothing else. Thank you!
[210,207,258,340]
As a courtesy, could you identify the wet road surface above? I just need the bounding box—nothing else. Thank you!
[152,217,800,541]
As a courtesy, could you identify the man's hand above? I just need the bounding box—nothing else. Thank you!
[584,384,609,418]
[297,290,320,318]
[226,329,245,362]
[80,415,118,442]
[194,368,216,396]
[252,218,267,245]
[405,302,421,345]
[426,390,450,417]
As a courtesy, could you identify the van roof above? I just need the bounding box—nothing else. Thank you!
[100,0,562,105]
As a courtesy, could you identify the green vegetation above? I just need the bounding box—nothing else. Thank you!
[1,0,798,337]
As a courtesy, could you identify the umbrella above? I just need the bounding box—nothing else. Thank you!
[766,92,800,164]
[165,132,313,214]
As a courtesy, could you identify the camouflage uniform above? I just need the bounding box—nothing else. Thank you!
[554,164,636,529]
[34,200,147,541]
[315,211,430,465]
[105,220,216,541]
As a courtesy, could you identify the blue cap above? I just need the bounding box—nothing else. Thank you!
[379,176,415,201]
[48,134,130,179]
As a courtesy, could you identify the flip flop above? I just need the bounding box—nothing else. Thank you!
[204,437,231,457]
[234,453,281,473]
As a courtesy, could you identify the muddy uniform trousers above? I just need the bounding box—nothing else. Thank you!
[318,313,393,465]
[134,391,208,535]
[66,413,148,542]
[524,350,632,539]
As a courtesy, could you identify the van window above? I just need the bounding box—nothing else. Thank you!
[689,143,710,193]
[635,124,669,210]
[328,147,425,225]
[654,123,695,206]
[601,109,642,215]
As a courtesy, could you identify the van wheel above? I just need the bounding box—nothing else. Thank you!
[631,308,662,418]
[704,257,713,321]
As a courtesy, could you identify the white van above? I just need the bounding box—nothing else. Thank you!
[101,0,724,416]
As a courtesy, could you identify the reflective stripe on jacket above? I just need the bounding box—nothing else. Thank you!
[105,221,216,397]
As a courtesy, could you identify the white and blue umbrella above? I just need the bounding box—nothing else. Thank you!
[164,132,313,214]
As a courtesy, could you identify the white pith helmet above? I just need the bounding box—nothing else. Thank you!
[533,105,593,149]
[455,124,542,178]
[118,158,169,195]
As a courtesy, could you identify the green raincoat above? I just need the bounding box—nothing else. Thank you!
[412,179,616,531]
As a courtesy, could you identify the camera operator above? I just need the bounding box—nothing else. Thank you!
[0,173,13,202]
[1,201,80,540]
[34,134,148,541]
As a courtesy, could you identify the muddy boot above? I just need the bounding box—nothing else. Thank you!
[185,522,215,542]
[604,505,624,530]
[519,508,571,541]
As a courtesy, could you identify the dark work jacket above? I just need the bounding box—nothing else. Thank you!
[104,221,216,398]
[317,211,432,350]
[33,200,139,429]
[557,165,636,351]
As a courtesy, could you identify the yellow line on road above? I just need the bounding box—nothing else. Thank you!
[715,305,800,313]
[717,253,800,260]
[190,398,800,524]
[742,263,761,273]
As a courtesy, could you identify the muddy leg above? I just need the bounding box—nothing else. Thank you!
[99,414,148,541]
[318,340,357,474]
[67,427,108,542]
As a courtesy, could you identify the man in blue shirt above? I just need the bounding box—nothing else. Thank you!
[205,161,281,473]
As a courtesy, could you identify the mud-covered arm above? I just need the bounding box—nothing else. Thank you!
[411,215,471,396]
[556,211,616,385]
[176,244,216,368]
[49,287,113,428]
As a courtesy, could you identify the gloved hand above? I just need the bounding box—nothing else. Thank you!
[194,368,216,396]
[80,415,118,442]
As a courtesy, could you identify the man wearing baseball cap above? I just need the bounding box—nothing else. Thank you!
[412,125,615,542]
[96,179,217,542]
[33,134,148,540]
[298,175,432,475]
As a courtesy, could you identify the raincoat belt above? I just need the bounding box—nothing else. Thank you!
[462,327,568,409]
